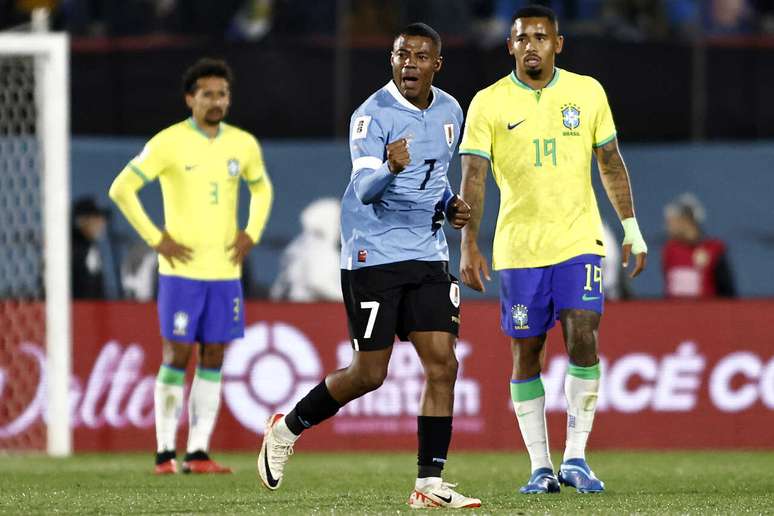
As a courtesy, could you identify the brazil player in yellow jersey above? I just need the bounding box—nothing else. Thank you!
[458,6,647,494]
[109,58,273,475]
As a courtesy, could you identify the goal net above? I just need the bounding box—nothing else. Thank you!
[0,33,70,455]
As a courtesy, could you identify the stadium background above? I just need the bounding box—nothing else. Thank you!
[1,0,773,460]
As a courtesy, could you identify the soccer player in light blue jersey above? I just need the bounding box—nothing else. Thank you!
[257,23,481,509]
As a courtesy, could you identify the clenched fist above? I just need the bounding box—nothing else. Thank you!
[386,139,411,174]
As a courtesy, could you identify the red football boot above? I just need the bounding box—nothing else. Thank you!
[182,451,233,474]
[154,459,178,475]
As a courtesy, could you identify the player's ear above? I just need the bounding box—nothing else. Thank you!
[506,37,515,56]
[555,35,564,55]
[184,93,194,109]
[434,55,443,73]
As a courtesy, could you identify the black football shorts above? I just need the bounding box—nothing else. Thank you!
[340,260,461,351]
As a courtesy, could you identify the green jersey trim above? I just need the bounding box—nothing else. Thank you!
[459,148,492,161]
[187,117,222,139]
[129,164,150,183]
[509,68,560,91]
[593,133,617,148]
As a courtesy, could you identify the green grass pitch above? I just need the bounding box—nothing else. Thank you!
[2,451,773,514]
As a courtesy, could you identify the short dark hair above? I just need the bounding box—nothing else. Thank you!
[512,5,559,31]
[396,22,442,53]
[181,58,234,95]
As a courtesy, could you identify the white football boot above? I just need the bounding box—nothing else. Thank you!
[408,480,482,509]
[257,414,295,490]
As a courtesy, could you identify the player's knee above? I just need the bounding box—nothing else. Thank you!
[350,365,388,394]
[512,341,542,369]
[163,342,192,370]
[424,356,458,387]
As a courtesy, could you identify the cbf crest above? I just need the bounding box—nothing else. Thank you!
[512,304,529,330]
[561,103,581,130]
[227,158,240,177]
[173,311,189,336]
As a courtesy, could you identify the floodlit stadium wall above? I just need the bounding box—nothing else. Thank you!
[2,300,772,451]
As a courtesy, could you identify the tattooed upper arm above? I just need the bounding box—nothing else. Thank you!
[594,138,620,170]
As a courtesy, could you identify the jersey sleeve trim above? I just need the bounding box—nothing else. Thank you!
[352,156,383,173]
[459,148,492,161]
[593,133,617,148]
[129,163,150,183]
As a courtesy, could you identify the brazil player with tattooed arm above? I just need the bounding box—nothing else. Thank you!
[459,6,647,494]
[257,23,481,509]
[109,58,273,474]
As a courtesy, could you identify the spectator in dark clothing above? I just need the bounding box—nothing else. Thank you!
[72,196,109,299]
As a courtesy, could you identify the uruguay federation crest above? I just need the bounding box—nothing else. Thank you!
[561,104,581,130]
[512,304,529,330]
[227,158,240,177]
[443,123,455,148]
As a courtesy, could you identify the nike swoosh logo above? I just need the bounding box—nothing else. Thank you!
[507,120,525,130]
[184,164,197,171]
[517,410,534,417]
[434,493,453,504]
[262,442,279,488]
[582,294,601,301]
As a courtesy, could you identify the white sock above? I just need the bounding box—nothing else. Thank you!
[511,375,552,472]
[186,368,222,454]
[274,416,300,443]
[563,366,601,462]
[512,395,553,472]
[415,476,442,490]
[154,366,185,453]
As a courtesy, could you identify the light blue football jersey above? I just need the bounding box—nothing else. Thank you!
[340,80,464,270]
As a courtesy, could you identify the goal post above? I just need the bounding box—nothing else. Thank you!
[0,32,71,456]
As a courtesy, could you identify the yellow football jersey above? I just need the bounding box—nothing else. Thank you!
[110,118,270,280]
[460,68,616,269]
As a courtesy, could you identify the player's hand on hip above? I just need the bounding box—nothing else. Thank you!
[154,231,193,268]
[446,195,471,230]
[228,230,255,265]
[460,242,491,292]
[386,138,411,174]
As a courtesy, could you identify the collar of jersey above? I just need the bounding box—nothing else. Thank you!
[509,67,560,91]
[187,117,223,139]
[384,80,437,112]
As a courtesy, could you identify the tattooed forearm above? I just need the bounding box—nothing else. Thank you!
[460,154,489,244]
[595,139,635,220]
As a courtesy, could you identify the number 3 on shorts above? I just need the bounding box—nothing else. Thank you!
[360,301,380,338]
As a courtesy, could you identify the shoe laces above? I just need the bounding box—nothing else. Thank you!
[434,481,461,498]
[268,434,294,468]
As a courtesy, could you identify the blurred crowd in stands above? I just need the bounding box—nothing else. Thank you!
[2,0,774,42]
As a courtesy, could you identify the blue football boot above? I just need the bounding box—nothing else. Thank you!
[519,467,561,494]
[558,458,605,493]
